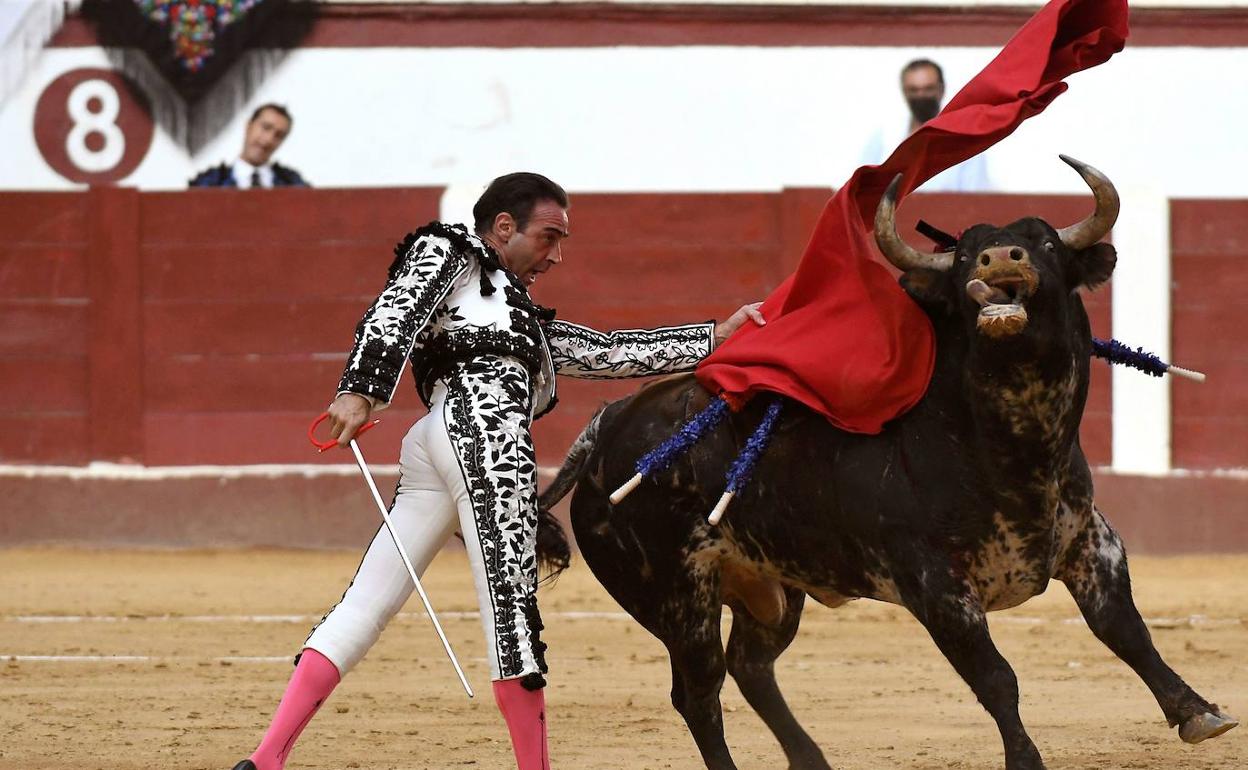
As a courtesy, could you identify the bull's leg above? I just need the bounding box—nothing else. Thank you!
[724,588,830,770]
[901,576,1045,770]
[665,595,738,770]
[1057,509,1238,743]
[571,481,740,767]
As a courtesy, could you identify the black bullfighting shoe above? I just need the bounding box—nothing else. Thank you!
[231,761,256,770]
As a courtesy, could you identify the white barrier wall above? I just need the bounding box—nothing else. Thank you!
[2,45,1245,197]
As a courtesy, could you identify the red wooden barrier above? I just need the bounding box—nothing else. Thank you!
[87,186,143,462]
[1172,200,1248,469]
[6,186,1248,553]
[0,192,91,464]
[7,185,1214,472]
[138,187,445,465]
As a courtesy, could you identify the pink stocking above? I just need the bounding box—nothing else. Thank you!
[249,648,341,770]
[492,678,550,770]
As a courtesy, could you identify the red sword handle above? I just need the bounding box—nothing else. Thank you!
[308,411,380,453]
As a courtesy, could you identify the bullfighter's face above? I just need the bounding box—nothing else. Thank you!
[496,200,570,287]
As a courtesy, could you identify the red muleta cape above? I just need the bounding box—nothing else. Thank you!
[695,0,1129,434]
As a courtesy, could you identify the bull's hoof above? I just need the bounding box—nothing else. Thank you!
[1179,710,1239,744]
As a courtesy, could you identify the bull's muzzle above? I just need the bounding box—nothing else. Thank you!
[966,251,1038,338]
[978,245,1028,269]
[971,247,1040,304]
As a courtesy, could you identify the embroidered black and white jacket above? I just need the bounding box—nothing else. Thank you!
[338,221,716,418]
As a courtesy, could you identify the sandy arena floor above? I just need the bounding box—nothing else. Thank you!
[0,548,1243,770]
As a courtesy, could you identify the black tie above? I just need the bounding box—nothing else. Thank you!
[250,169,262,188]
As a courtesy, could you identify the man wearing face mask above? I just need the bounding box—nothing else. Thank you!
[858,59,991,192]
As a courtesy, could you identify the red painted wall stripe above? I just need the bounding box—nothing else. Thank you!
[50,5,1248,49]
[86,187,144,463]
[0,186,1157,470]
[0,193,90,465]
[1171,199,1248,470]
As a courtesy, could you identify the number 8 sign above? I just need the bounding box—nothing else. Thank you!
[34,68,154,184]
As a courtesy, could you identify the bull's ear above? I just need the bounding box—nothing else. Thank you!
[900,268,955,315]
[1070,242,1117,291]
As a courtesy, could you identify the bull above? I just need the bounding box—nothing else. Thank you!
[539,158,1238,769]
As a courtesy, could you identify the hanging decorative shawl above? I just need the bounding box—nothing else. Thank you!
[79,0,312,151]
[695,0,1131,435]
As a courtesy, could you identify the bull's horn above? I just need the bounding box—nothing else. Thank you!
[873,175,954,272]
[1056,155,1120,250]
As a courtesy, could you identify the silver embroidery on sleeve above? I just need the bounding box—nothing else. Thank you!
[338,229,471,403]
[544,320,715,379]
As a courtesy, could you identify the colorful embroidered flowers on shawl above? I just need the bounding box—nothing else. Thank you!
[133,0,265,72]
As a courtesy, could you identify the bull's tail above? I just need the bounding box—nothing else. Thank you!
[535,407,607,581]
[539,406,606,512]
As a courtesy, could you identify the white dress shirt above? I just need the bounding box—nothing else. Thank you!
[231,158,274,189]
[858,120,991,193]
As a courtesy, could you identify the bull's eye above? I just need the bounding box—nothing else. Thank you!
[1044,241,1056,253]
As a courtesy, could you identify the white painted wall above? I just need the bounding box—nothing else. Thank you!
[2,45,1245,197]
[1110,186,1172,475]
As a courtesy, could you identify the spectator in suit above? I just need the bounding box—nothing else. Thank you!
[189,103,309,188]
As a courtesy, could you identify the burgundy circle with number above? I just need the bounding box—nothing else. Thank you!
[34,68,154,184]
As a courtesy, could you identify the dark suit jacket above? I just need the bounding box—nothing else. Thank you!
[188,162,310,187]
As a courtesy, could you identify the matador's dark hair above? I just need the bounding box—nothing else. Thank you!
[473,172,569,236]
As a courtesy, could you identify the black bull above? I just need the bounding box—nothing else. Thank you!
[538,159,1237,769]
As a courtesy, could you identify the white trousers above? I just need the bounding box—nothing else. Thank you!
[304,357,546,682]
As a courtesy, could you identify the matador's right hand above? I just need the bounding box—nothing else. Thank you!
[327,392,373,449]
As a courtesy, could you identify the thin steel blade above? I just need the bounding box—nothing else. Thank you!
[350,439,474,698]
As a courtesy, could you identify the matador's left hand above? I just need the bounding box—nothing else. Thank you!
[714,302,766,348]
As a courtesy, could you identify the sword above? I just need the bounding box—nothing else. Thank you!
[309,413,475,698]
